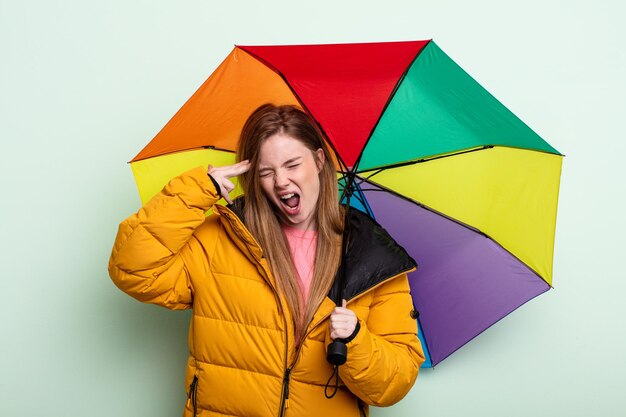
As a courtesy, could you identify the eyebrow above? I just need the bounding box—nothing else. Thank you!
[283,157,302,165]
[258,156,303,171]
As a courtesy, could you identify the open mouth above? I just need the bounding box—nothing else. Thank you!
[280,192,301,212]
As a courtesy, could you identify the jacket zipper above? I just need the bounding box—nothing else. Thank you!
[278,367,292,417]
[358,398,366,417]
[277,302,338,417]
[255,260,290,417]
[187,375,199,417]
[277,307,290,417]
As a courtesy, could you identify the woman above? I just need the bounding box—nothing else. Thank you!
[109,104,425,417]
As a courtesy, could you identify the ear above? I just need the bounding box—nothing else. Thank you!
[315,148,325,173]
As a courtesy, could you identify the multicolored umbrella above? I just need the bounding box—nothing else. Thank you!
[130,40,563,368]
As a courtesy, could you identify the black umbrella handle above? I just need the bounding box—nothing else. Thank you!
[327,340,348,365]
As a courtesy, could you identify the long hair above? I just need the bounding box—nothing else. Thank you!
[237,104,343,343]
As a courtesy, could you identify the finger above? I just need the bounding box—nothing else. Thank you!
[331,330,350,340]
[223,179,235,193]
[227,160,251,177]
[331,312,351,321]
[331,328,347,338]
[331,323,349,332]
[333,307,355,316]
[330,317,344,325]
[218,178,237,204]
[342,299,347,308]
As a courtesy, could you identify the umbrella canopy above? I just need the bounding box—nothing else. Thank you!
[130,40,563,368]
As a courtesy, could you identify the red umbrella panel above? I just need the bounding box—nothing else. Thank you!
[130,40,563,367]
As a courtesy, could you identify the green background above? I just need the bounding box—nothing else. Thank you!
[1,0,623,416]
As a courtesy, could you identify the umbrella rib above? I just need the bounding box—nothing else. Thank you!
[201,146,237,154]
[339,175,375,218]
[351,191,374,218]
[360,146,493,179]
[130,145,237,163]
[351,40,432,172]
[357,176,552,287]
[359,144,564,177]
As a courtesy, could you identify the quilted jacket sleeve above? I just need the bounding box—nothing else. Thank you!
[108,167,220,310]
[338,273,425,406]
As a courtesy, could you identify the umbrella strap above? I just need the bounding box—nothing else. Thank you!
[324,365,340,399]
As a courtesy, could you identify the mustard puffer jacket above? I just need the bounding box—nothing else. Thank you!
[109,167,425,417]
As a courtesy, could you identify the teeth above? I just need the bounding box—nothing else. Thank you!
[280,193,295,200]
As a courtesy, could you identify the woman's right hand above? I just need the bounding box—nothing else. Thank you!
[207,160,251,204]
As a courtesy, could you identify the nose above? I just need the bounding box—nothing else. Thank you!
[274,169,290,188]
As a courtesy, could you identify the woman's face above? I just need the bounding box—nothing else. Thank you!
[258,133,325,231]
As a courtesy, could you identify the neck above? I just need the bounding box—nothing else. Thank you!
[280,217,317,232]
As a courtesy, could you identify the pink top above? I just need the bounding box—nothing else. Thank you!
[282,225,318,302]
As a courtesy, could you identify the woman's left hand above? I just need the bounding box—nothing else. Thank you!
[329,299,358,340]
